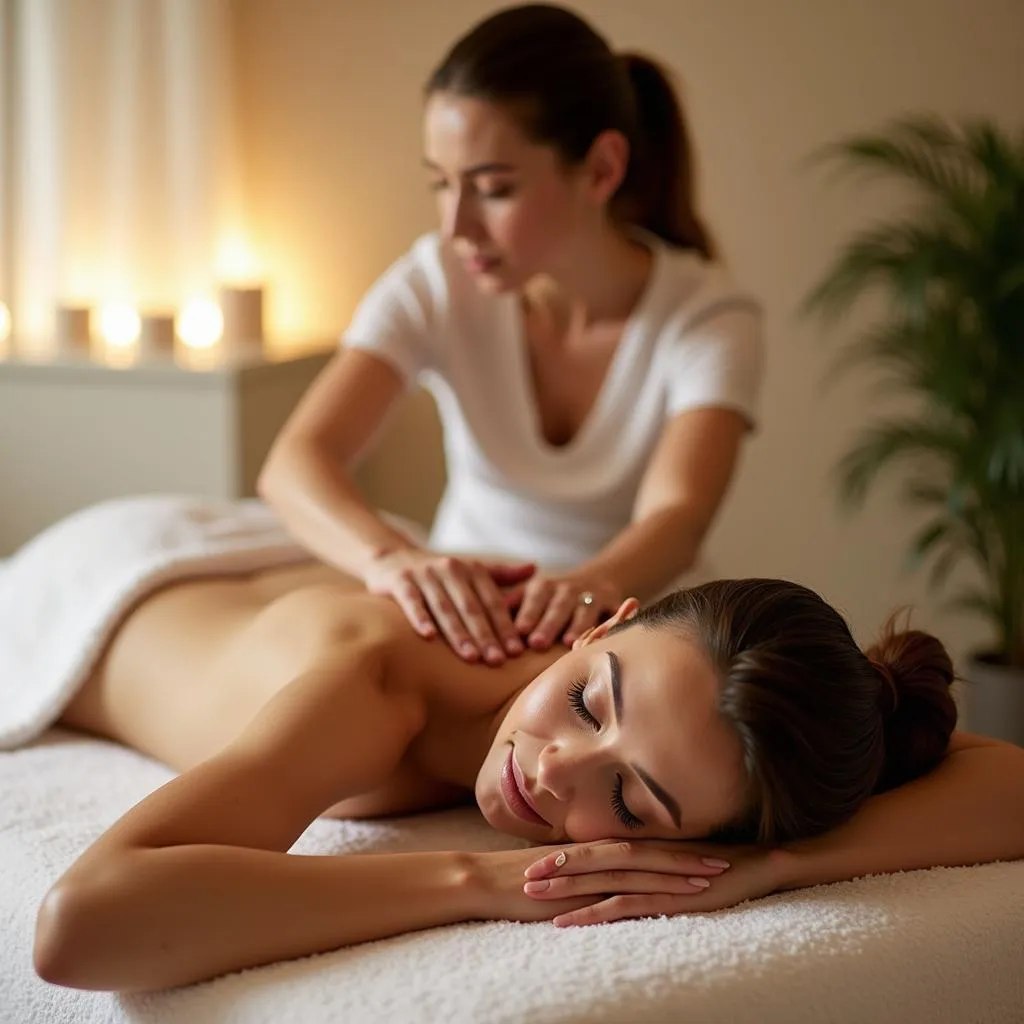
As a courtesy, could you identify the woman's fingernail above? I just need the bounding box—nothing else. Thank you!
[485,645,504,663]
[506,638,523,655]
[523,880,550,893]
[529,633,547,649]
[460,643,478,659]
[701,858,731,869]
[688,877,712,888]
[563,634,575,645]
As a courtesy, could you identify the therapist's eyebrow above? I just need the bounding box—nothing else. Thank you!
[607,650,682,830]
[422,158,517,176]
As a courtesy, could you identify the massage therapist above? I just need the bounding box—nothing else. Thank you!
[260,4,764,665]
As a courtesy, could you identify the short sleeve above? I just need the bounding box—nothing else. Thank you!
[342,236,441,386]
[662,298,765,428]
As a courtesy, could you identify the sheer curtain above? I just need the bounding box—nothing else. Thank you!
[0,0,243,352]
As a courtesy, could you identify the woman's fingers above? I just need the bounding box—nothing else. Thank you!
[482,561,536,586]
[513,579,553,637]
[562,602,600,646]
[524,869,716,899]
[552,894,696,928]
[468,565,524,657]
[525,584,578,650]
[391,574,437,639]
[416,567,482,662]
[524,842,730,880]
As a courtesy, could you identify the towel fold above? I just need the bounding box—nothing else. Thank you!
[0,495,309,749]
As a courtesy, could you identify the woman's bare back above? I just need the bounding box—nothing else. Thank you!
[61,559,557,818]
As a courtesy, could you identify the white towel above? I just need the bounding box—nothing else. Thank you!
[3,731,1023,1024]
[0,495,310,749]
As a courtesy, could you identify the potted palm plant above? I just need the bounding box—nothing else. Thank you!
[805,115,1024,746]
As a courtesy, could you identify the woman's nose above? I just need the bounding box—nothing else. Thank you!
[442,192,478,243]
[536,741,597,802]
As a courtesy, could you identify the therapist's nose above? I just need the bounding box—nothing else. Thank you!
[441,191,481,245]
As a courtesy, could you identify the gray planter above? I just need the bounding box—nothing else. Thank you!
[964,655,1024,747]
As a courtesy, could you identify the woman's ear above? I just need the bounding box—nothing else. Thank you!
[574,598,640,649]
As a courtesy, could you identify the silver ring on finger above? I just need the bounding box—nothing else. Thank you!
[577,590,596,608]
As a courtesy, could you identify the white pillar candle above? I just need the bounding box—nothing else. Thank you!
[218,284,264,352]
[139,311,175,356]
[55,304,91,353]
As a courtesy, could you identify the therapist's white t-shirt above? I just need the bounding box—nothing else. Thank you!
[344,232,764,569]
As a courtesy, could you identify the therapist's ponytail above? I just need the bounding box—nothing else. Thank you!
[426,4,714,257]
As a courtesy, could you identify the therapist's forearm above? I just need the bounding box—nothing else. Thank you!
[259,444,417,579]
[580,505,704,603]
[775,739,1024,891]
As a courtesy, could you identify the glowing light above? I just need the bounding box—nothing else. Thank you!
[216,233,260,285]
[98,303,141,348]
[0,302,10,344]
[177,298,223,349]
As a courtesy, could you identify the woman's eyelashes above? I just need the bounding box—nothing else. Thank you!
[427,178,515,200]
[567,677,599,729]
[565,678,644,829]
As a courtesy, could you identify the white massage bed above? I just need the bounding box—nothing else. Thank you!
[2,730,1023,1024]
[1,501,1023,1023]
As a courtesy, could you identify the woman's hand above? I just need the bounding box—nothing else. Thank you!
[364,549,535,664]
[520,839,785,926]
[506,573,623,650]
[465,841,735,925]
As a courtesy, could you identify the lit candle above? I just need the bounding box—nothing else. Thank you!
[218,284,264,352]
[55,303,92,353]
[98,303,141,349]
[139,311,175,356]
[177,297,223,350]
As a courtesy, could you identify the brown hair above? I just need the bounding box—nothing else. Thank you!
[626,579,957,844]
[425,4,713,256]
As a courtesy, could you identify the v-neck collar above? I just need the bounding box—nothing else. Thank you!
[507,240,665,460]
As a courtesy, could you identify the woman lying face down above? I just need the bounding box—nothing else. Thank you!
[34,559,1024,996]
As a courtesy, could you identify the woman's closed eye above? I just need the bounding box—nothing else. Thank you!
[566,678,644,830]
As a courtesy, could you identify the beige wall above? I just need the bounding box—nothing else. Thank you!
[233,0,1024,663]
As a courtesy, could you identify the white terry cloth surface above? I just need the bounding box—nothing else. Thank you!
[0,495,313,750]
[3,731,1024,1024]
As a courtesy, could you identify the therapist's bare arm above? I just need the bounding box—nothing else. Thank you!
[518,406,748,649]
[259,349,531,662]
[258,349,414,577]
[586,406,748,601]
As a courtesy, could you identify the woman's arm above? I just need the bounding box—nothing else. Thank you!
[258,348,415,578]
[511,407,747,649]
[583,406,747,602]
[775,730,1024,889]
[259,349,530,662]
[33,646,484,992]
[512,731,1024,926]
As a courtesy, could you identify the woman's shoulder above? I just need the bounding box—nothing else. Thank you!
[648,243,763,332]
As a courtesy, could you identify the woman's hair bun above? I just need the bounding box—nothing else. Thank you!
[865,614,958,793]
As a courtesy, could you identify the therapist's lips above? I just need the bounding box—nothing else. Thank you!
[464,254,501,275]
[500,747,550,827]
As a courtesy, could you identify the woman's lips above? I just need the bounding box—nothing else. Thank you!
[500,747,550,827]
[465,254,501,274]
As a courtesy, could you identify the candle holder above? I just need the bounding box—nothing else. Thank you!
[139,311,176,357]
[218,284,264,353]
[55,304,92,354]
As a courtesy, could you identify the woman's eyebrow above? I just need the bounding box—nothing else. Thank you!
[421,157,517,176]
[607,650,682,830]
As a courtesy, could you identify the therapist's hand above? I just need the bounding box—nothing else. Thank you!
[506,572,623,650]
[364,549,535,665]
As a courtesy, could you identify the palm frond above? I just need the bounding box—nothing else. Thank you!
[806,115,1024,663]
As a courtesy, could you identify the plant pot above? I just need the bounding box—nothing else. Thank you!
[964,654,1024,748]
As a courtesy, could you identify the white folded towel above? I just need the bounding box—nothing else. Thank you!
[0,495,309,749]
